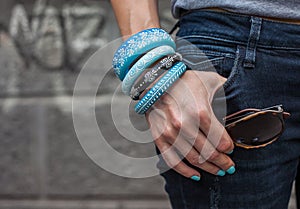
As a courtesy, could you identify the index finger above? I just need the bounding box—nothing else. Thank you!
[196,107,234,153]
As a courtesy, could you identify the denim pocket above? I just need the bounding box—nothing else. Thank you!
[176,36,242,90]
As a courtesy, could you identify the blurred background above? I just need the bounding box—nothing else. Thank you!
[0,0,296,208]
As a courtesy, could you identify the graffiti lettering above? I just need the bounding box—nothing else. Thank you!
[8,0,106,70]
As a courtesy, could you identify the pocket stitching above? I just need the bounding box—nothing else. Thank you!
[179,49,236,59]
[183,56,224,71]
[223,46,242,90]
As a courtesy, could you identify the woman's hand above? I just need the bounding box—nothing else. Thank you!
[110,0,234,180]
[146,70,235,179]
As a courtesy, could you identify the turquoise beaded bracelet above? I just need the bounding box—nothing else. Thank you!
[135,62,187,114]
[112,28,176,81]
[122,45,175,96]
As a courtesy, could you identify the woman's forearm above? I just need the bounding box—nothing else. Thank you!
[110,0,160,38]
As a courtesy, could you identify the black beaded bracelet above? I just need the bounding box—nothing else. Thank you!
[130,53,183,100]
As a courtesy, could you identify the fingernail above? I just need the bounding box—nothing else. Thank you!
[226,166,236,174]
[217,170,226,176]
[227,150,234,155]
[191,175,201,181]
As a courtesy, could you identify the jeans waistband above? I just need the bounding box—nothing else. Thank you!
[178,10,300,49]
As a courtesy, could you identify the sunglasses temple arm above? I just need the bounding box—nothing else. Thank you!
[283,112,291,119]
[223,108,260,121]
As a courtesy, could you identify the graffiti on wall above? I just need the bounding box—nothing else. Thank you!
[1,0,176,71]
[7,0,107,70]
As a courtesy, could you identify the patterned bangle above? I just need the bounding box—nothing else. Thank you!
[112,28,176,81]
[135,62,187,114]
[130,53,183,100]
[121,45,175,96]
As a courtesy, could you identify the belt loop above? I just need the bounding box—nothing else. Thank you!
[243,17,262,68]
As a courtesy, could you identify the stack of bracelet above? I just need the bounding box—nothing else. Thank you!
[112,28,187,114]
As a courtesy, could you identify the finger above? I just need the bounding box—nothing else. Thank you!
[208,113,234,153]
[189,130,235,173]
[150,103,235,174]
[156,139,201,181]
[172,135,226,176]
[195,106,234,154]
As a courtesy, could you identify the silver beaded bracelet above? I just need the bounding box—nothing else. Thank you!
[130,53,182,100]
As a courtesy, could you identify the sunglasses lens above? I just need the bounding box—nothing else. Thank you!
[227,112,283,146]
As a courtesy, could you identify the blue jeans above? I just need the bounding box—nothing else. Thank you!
[158,10,300,209]
[297,167,300,208]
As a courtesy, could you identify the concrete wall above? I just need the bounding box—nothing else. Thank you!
[0,0,176,208]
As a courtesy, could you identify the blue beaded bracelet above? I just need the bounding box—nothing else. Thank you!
[122,45,175,96]
[135,62,187,114]
[112,28,176,81]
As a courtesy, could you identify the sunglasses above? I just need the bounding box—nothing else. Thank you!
[224,105,290,149]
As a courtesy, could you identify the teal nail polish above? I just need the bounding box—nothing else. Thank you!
[227,150,234,155]
[191,175,201,181]
[226,166,236,174]
[217,170,226,176]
